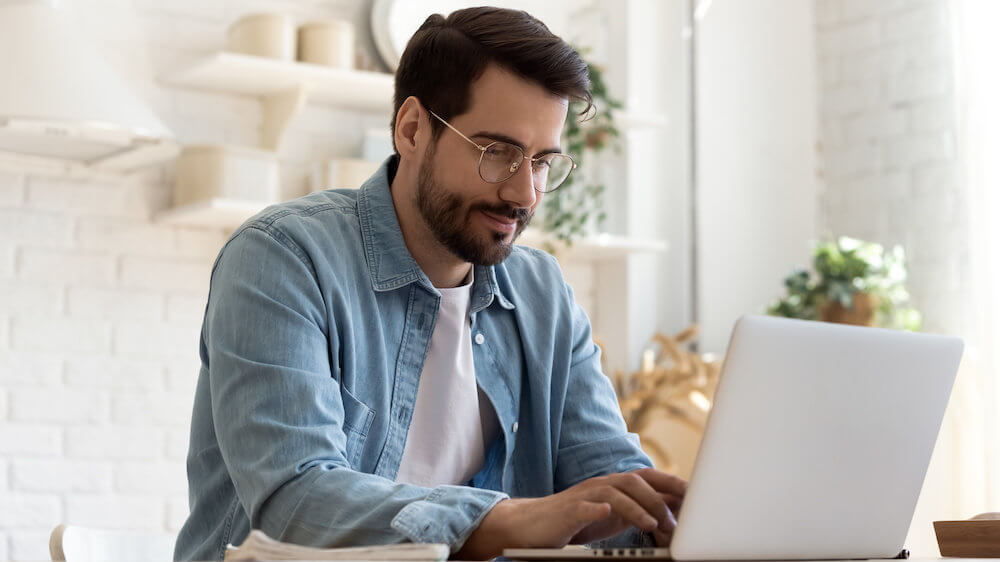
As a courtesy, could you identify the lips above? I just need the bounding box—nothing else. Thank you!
[479,210,517,233]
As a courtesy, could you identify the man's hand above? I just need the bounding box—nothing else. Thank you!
[565,468,685,545]
[455,468,686,559]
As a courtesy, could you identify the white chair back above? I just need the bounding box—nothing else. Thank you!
[49,524,177,562]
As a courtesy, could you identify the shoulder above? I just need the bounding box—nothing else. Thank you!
[243,188,360,234]
[220,189,362,258]
[503,243,566,285]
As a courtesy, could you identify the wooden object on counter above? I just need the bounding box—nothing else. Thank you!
[604,325,722,471]
[935,513,1000,557]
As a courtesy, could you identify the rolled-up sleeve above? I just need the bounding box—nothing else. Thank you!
[552,282,655,548]
[553,283,654,488]
[204,226,506,552]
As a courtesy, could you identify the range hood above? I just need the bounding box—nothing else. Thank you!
[0,0,178,172]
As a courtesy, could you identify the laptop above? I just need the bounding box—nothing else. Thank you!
[505,315,964,560]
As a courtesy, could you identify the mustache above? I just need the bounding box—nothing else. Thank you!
[473,203,532,223]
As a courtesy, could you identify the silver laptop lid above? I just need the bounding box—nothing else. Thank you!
[669,315,963,560]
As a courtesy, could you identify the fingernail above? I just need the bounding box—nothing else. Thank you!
[644,515,658,529]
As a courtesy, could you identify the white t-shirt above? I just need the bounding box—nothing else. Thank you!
[396,271,499,487]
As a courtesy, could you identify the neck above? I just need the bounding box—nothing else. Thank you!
[389,160,474,289]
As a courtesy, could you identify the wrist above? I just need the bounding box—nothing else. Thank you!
[456,498,525,559]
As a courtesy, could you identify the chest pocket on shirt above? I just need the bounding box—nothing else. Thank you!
[340,387,375,468]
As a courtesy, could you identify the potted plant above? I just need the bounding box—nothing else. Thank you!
[767,236,922,331]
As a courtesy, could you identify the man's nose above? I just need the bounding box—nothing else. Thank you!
[498,159,537,209]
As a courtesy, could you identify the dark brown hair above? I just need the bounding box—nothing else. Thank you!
[390,6,592,153]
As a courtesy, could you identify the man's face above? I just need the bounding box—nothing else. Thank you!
[414,65,569,266]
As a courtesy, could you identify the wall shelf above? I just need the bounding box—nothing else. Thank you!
[160,52,394,150]
[519,228,667,262]
[155,196,667,260]
[156,197,271,229]
[0,119,179,175]
[162,52,394,111]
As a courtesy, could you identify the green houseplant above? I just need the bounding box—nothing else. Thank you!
[541,53,620,245]
[767,236,922,331]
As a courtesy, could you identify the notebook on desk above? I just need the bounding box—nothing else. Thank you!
[506,315,964,561]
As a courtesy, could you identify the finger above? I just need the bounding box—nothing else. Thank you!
[633,468,688,497]
[651,506,678,548]
[652,528,673,547]
[611,473,671,529]
[573,501,613,527]
[665,504,678,529]
[660,492,684,514]
[588,486,661,532]
[652,501,679,534]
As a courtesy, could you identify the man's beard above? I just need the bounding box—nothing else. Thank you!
[414,146,532,266]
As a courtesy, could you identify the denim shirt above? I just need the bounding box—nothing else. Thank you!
[174,156,654,561]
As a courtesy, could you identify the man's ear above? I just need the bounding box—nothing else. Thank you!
[394,96,425,159]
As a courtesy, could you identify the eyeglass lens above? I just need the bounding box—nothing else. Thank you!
[480,142,574,192]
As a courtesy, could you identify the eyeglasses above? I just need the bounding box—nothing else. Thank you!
[428,110,576,193]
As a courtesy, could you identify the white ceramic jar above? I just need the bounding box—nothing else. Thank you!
[226,13,296,61]
[297,19,354,68]
[173,145,280,207]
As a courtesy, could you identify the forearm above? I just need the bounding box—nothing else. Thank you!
[254,465,508,553]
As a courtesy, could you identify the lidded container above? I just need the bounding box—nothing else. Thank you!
[173,145,280,207]
[226,13,296,60]
[297,19,355,68]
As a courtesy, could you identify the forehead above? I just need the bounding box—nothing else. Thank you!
[452,65,569,148]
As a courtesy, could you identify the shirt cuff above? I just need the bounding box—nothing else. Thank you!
[390,485,509,552]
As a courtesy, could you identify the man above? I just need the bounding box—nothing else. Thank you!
[174,7,685,561]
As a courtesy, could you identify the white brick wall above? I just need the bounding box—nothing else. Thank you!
[11,460,114,494]
[65,496,165,530]
[0,425,62,456]
[815,0,967,555]
[815,0,965,337]
[0,1,602,560]
[8,532,52,562]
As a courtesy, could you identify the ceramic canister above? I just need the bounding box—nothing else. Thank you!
[226,13,296,60]
[297,19,354,68]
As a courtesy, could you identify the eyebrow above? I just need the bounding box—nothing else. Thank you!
[469,130,563,157]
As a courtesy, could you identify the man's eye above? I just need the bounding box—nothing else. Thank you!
[484,143,519,160]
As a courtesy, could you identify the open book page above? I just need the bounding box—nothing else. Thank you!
[224,529,450,561]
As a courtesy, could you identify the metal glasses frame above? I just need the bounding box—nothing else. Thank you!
[428,109,576,193]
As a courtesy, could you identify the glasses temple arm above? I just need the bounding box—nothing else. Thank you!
[428,110,487,151]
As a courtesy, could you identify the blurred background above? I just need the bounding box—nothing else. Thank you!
[0,0,997,558]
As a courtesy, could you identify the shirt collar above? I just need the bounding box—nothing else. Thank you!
[358,155,515,311]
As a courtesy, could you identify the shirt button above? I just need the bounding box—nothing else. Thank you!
[474,333,485,345]
[512,422,519,433]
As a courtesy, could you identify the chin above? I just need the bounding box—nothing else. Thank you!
[466,227,515,266]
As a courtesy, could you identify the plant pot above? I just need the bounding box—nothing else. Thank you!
[819,292,878,326]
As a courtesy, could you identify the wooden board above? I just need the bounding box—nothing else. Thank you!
[934,519,1000,557]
